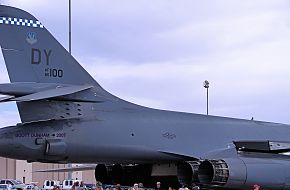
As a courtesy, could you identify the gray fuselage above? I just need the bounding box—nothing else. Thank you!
[0,98,289,164]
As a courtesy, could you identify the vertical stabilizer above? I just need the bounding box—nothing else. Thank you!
[0,5,98,86]
[0,5,114,123]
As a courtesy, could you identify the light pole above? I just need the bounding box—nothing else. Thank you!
[203,80,209,115]
[69,0,71,54]
[68,0,72,180]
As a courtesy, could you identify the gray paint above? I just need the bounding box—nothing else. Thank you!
[0,5,290,190]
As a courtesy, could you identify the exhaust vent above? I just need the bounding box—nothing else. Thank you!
[198,160,229,186]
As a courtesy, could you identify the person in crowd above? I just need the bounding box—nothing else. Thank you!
[114,184,122,190]
[178,186,184,190]
[191,184,200,190]
[76,181,87,190]
[71,183,76,190]
[253,184,261,190]
[132,183,139,190]
[95,181,103,190]
[155,182,163,190]
[138,183,144,190]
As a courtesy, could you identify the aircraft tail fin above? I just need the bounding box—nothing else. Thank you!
[0,5,117,123]
[0,5,98,86]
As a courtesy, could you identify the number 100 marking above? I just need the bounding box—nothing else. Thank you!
[45,68,63,78]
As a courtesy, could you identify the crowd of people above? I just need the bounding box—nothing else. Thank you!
[52,181,87,190]
[92,181,200,190]
[65,181,261,190]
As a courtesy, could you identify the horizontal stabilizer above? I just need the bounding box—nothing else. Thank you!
[12,85,92,102]
[0,83,107,103]
[0,95,14,102]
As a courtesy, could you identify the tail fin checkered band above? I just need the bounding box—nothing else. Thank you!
[0,17,44,28]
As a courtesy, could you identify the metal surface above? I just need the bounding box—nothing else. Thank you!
[0,5,290,189]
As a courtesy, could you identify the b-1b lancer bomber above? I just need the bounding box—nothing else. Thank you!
[0,5,290,190]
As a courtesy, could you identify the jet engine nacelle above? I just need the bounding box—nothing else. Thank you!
[198,156,290,189]
[94,164,152,185]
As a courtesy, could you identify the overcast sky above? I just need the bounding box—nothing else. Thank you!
[0,0,290,127]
